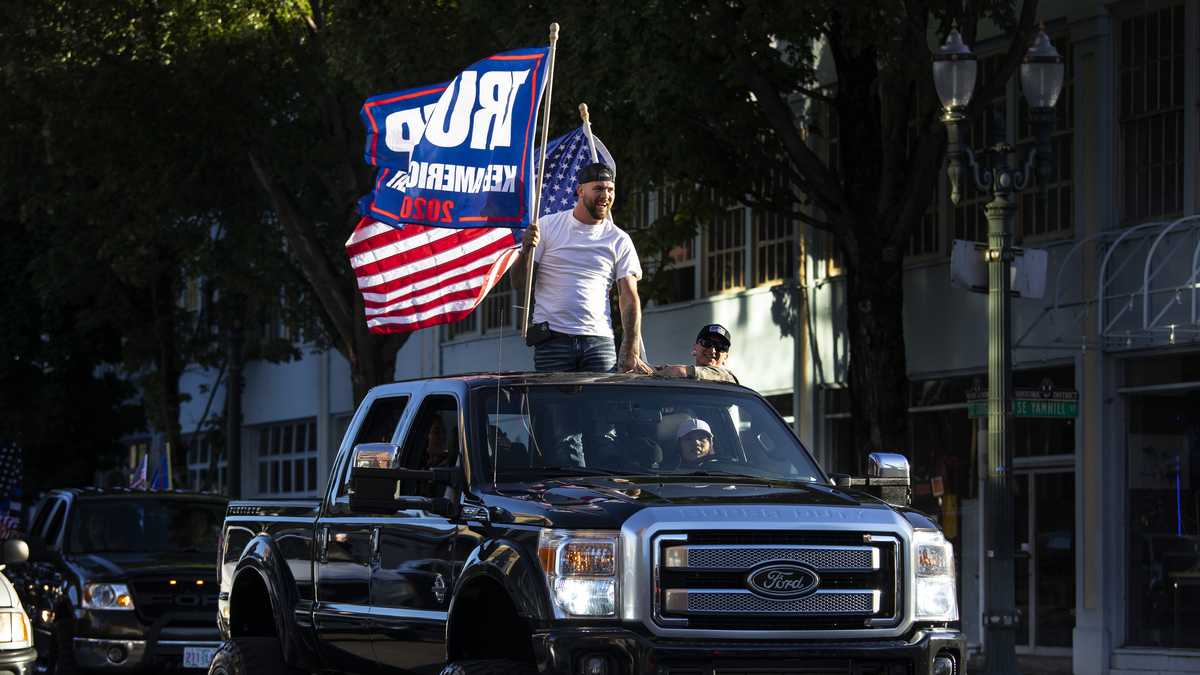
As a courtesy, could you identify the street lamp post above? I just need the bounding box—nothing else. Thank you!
[934,27,1064,675]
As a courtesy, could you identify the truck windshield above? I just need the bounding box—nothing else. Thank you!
[65,499,225,554]
[475,384,825,484]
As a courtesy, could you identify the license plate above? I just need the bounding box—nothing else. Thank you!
[182,646,217,669]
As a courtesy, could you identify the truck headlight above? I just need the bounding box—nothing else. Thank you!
[0,610,32,649]
[538,530,619,618]
[913,530,958,621]
[82,583,135,611]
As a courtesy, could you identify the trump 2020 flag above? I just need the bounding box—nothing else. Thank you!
[360,46,550,230]
[346,127,617,334]
[536,125,614,217]
[346,217,523,333]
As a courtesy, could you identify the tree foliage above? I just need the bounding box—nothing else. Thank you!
[483,0,1039,457]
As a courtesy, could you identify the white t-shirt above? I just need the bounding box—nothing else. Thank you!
[532,210,642,337]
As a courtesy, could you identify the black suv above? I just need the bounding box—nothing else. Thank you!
[9,488,227,673]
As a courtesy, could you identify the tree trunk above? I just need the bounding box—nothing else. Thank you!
[224,305,244,498]
[150,267,186,487]
[349,291,402,404]
[844,252,909,466]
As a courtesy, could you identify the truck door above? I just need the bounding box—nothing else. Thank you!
[314,394,410,672]
[371,394,461,674]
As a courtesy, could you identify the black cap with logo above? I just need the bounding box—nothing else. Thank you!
[575,162,615,185]
[695,324,731,348]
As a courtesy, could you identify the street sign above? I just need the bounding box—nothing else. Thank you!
[965,384,1079,419]
[950,239,1049,299]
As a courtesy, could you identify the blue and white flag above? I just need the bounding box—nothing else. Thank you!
[359,46,551,230]
[129,453,147,490]
[149,448,169,491]
[536,125,615,217]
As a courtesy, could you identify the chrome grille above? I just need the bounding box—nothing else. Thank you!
[654,532,900,631]
[680,545,878,571]
[670,589,880,615]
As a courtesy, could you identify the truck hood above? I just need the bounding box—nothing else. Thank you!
[487,475,891,529]
[66,551,217,583]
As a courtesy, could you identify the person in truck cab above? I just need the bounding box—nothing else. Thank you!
[655,323,739,384]
[423,415,453,468]
[674,417,717,467]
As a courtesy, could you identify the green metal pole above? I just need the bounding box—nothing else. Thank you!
[983,150,1019,675]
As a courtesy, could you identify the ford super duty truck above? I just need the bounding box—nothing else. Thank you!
[213,373,964,675]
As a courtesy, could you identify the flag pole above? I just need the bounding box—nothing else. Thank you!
[521,22,560,339]
[579,103,599,162]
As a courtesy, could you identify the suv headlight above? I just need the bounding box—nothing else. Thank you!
[0,609,32,649]
[82,583,135,611]
[538,530,619,618]
[913,530,958,621]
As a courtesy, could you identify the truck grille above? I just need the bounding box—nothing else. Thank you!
[130,575,219,624]
[654,532,901,631]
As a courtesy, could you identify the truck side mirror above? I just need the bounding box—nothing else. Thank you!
[2,538,29,566]
[349,464,465,517]
[866,452,911,507]
[351,442,401,469]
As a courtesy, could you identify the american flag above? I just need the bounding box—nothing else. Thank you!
[346,218,523,333]
[536,125,614,216]
[0,443,23,539]
[346,126,614,334]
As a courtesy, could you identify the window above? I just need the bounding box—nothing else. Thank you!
[625,190,652,231]
[704,199,746,294]
[29,498,59,541]
[1118,2,1186,224]
[808,93,844,277]
[481,274,513,333]
[1125,389,1200,648]
[336,396,409,498]
[444,310,478,340]
[953,54,1008,244]
[255,418,319,496]
[43,500,67,547]
[657,189,697,304]
[401,396,459,470]
[1018,33,1075,239]
[443,276,512,340]
[753,174,797,285]
[184,433,227,493]
[906,90,942,258]
[399,395,459,498]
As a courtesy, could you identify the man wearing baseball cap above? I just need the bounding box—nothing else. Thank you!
[675,417,716,467]
[655,323,739,384]
[510,161,652,374]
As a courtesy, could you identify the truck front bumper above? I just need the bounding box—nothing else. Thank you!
[531,626,965,675]
[0,647,36,675]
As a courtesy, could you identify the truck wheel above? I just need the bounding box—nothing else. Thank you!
[47,624,78,675]
[439,660,537,675]
[207,638,304,675]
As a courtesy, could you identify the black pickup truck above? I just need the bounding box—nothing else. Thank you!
[214,373,964,675]
[11,488,227,673]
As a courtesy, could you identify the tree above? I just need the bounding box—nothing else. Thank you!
[0,0,307,483]
[233,0,500,404]
[492,0,1040,456]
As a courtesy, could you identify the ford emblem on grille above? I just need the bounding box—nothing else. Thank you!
[746,563,820,599]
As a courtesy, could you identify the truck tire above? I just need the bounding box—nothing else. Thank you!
[439,660,537,675]
[207,638,304,675]
[46,623,78,675]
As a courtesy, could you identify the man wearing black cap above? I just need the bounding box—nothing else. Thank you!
[655,323,739,384]
[511,161,652,374]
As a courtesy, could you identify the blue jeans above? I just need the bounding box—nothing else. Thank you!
[534,334,617,373]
